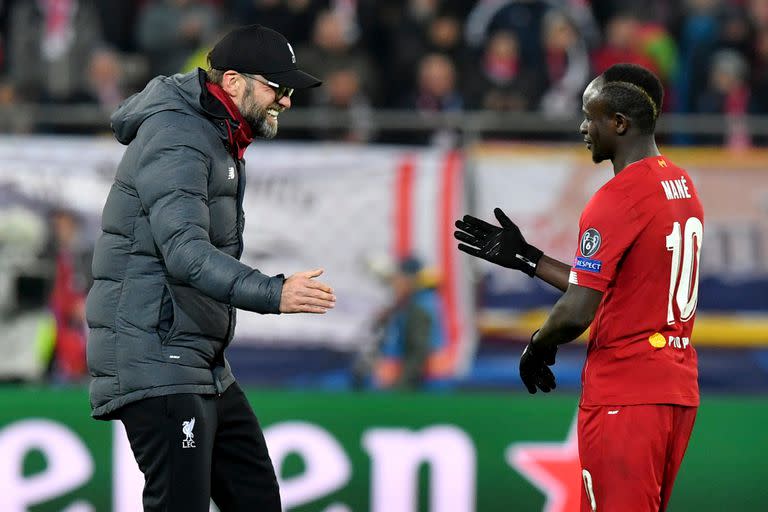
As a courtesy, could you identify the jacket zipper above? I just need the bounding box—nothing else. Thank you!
[234,159,245,259]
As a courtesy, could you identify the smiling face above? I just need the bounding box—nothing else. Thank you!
[220,71,292,139]
[579,77,619,163]
[237,75,293,139]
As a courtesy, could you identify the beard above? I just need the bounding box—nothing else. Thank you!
[245,102,278,139]
[239,81,279,139]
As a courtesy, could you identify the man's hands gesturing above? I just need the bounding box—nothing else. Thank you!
[454,208,543,277]
[279,268,336,314]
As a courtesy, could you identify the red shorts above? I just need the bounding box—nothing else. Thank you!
[578,404,697,512]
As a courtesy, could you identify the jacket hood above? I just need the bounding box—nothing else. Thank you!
[111,69,226,145]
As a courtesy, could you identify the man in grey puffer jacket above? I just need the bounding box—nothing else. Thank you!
[86,25,334,512]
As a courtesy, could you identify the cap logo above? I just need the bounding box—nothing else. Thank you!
[287,42,296,64]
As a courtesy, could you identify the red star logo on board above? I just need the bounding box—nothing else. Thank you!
[506,415,582,512]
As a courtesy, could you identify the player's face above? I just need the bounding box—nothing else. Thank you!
[580,79,615,163]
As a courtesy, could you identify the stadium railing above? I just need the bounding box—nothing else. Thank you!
[2,104,768,142]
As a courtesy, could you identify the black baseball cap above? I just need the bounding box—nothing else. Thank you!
[209,24,322,89]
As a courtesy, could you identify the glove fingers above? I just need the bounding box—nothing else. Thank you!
[536,366,557,392]
[455,220,486,241]
[456,219,493,240]
[457,243,482,258]
[494,208,515,229]
[519,346,538,394]
[462,215,498,233]
[522,375,538,394]
[453,230,480,246]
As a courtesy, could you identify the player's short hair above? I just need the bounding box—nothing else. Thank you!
[600,64,664,135]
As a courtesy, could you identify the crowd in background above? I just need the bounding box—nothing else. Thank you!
[0,0,767,388]
[0,204,92,384]
[0,0,767,144]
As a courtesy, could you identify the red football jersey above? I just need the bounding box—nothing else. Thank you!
[570,156,703,406]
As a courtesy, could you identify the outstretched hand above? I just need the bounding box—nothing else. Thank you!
[454,208,543,277]
[279,268,336,314]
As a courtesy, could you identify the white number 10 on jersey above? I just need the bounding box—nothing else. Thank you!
[666,217,703,324]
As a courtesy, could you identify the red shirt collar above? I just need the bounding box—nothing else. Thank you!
[205,82,253,159]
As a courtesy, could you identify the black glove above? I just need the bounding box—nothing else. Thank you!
[454,208,543,277]
[519,332,557,394]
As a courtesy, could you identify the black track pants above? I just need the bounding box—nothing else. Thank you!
[117,382,281,512]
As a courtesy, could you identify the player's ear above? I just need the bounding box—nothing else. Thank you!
[221,70,241,96]
[614,112,629,136]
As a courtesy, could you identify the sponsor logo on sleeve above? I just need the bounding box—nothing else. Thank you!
[580,228,601,257]
[648,332,666,348]
[574,256,602,273]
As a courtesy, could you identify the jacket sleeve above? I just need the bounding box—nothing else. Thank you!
[133,125,283,313]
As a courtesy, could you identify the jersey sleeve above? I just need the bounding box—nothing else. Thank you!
[569,187,643,292]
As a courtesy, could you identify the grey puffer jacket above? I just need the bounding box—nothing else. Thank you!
[86,69,283,419]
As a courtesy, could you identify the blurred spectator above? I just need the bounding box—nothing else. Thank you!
[387,3,467,107]
[355,0,401,73]
[465,0,599,62]
[464,31,541,112]
[309,67,375,143]
[750,27,768,115]
[383,1,435,106]
[85,47,128,113]
[0,206,53,383]
[228,0,323,47]
[94,0,142,52]
[592,13,660,76]
[0,78,15,106]
[297,9,377,106]
[718,5,754,60]
[750,12,768,145]
[0,0,13,76]
[635,18,679,86]
[0,0,766,143]
[696,48,751,148]
[408,52,463,112]
[400,52,463,146]
[675,0,721,113]
[589,0,684,33]
[428,12,466,63]
[136,0,220,77]
[538,10,590,116]
[466,0,552,68]
[181,26,234,73]
[751,0,768,30]
[373,256,445,390]
[696,48,750,112]
[6,0,103,103]
[44,208,92,383]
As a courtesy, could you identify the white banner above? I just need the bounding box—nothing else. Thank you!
[0,137,475,373]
